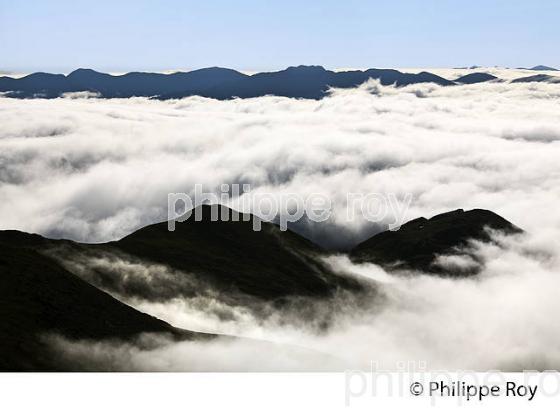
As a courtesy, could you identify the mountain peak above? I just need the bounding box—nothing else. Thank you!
[512,74,560,84]
[114,203,355,299]
[530,65,558,71]
[351,208,522,275]
[67,68,108,80]
[455,72,498,84]
[285,65,327,72]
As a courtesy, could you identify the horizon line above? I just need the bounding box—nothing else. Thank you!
[1,64,558,78]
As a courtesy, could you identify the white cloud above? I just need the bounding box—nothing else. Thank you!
[2,77,560,248]
[2,74,560,370]
[45,231,560,371]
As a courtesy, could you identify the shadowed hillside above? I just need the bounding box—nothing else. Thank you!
[0,205,524,370]
[0,239,201,371]
[455,72,498,84]
[351,209,522,274]
[512,74,560,84]
[1,205,364,309]
[106,204,360,299]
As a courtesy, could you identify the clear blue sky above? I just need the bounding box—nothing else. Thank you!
[1,0,558,73]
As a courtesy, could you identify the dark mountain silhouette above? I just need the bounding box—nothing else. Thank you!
[1,205,523,369]
[350,209,522,275]
[160,66,456,100]
[106,204,360,300]
[0,66,456,100]
[67,67,248,97]
[5,206,523,303]
[512,74,560,84]
[0,205,364,370]
[0,72,69,98]
[529,65,558,71]
[0,235,202,371]
[1,205,362,306]
[0,67,248,98]
[455,72,498,84]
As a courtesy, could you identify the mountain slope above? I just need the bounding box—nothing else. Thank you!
[103,204,358,299]
[2,205,362,306]
[512,74,560,84]
[0,206,524,369]
[455,72,498,84]
[350,209,522,274]
[530,65,558,71]
[0,237,200,371]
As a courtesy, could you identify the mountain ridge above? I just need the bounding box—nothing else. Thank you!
[455,72,498,84]
[512,74,560,84]
[0,65,456,99]
[351,208,522,274]
[529,65,558,71]
[0,205,523,369]
[0,239,206,371]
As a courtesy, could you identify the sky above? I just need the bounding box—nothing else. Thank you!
[1,0,559,73]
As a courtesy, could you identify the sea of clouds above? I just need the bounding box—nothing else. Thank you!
[2,72,560,370]
[1,76,560,247]
[47,231,560,371]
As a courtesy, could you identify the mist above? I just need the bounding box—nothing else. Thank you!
[43,228,560,371]
[2,73,560,249]
[3,72,560,370]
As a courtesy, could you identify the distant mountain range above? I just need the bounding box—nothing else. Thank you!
[454,72,499,84]
[0,204,522,370]
[0,66,454,99]
[2,65,557,100]
[527,65,558,71]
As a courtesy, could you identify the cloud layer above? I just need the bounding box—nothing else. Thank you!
[2,73,560,370]
[46,231,560,371]
[2,75,560,249]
